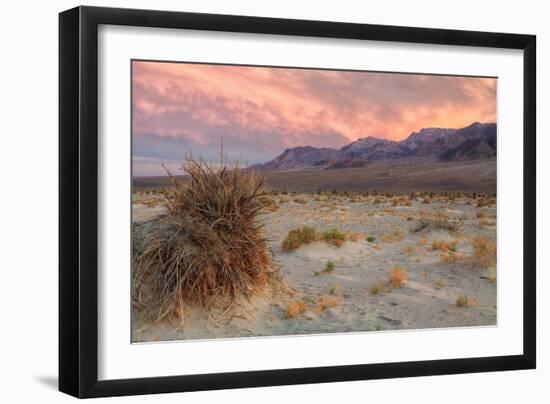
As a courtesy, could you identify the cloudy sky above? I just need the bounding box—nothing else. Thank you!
[132,60,496,176]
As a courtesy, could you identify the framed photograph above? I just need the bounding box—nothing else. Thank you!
[59,6,536,398]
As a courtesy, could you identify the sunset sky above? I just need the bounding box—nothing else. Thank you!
[132,61,496,176]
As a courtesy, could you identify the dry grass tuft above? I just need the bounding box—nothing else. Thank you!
[431,239,458,253]
[369,282,384,295]
[471,236,497,268]
[455,293,477,307]
[286,301,307,318]
[414,211,461,234]
[388,266,407,288]
[132,156,282,323]
[382,230,405,243]
[311,296,340,314]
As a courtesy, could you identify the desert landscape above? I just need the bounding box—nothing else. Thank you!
[132,156,496,342]
[130,60,497,342]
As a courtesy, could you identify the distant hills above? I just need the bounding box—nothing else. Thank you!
[251,122,496,170]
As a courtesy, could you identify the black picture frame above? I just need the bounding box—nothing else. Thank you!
[59,5,536,398]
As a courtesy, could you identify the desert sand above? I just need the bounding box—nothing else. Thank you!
[132,190,497,342]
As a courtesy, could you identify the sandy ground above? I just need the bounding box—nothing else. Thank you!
[132,192,496,342]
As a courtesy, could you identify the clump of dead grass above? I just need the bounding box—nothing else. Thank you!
[382,229,405,243]
[471,236,497,268]
[132,157,282,324]
[456,293,477,307]
[414,211,461,234]
[285,300,307,318]
[431,239,458,252]
[388,266,407,288]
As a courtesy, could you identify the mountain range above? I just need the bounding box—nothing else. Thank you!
[252,122,496,171]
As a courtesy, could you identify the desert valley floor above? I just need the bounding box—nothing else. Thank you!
[132,186,497,342]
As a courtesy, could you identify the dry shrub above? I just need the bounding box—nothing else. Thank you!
[282,226,317,251]
[471,236,497,268]
[388,266,407,288]
[456,294,470,307]
[369,282,384,295]
[476,212,487,219]
[132,157,282,323]
[286,300,307,319]
[311,296,339,314]
[440,252,462,263]
[456,293,477,307]
[382,229,405,243]
[282,226,352,251]
[414,211,461,234]
[431,240,458,252]
[322,228,347,247]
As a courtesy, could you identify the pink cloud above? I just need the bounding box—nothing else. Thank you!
[132,60,496,172]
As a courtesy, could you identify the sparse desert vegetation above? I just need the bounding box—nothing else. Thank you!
[471,236,497,269]
[388,266,408,288]
[132,164,497,342]
[130,59,498,344]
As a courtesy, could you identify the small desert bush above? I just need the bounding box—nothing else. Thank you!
[322,229,347,247]
[283,226,353,251]
[369,282,384,295]
[388,266,407,288]
[471,236,497,268]
[414,212,460,234]
[476,212,487,219]
[314,261,335,276]
[456,294,470,307]
[132,157,282,323]
[367,236,376,243]
[282,226,317,251]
